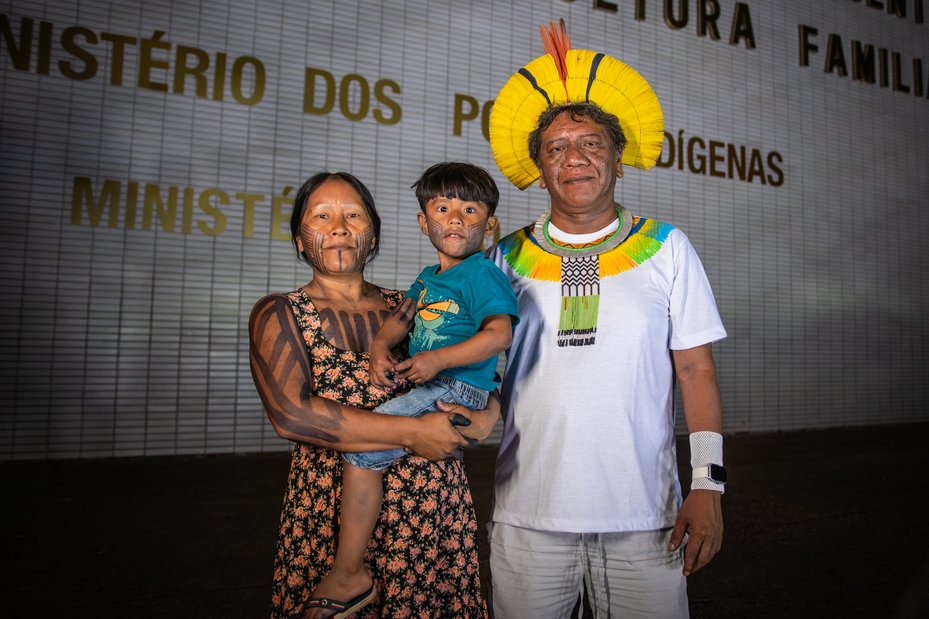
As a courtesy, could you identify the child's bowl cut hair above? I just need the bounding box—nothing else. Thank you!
[412,162,500,216]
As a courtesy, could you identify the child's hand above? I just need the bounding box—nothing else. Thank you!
[394,350,444,385]
[369,343,399,387]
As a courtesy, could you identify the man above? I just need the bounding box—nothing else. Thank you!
[486,21,727,617]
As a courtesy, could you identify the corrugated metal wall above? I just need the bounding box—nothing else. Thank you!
[2,0,927,459]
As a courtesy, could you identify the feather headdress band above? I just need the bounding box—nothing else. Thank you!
[489,19,664,190]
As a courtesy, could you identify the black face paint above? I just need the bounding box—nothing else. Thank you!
[299,223,374,275]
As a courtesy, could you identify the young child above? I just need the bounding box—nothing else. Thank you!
[306,162,518,616]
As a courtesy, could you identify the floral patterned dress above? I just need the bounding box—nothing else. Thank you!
[270,288,487,619]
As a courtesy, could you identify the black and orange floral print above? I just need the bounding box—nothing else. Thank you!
[269,288,486,619]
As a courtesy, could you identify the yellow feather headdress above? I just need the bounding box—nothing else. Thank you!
[489,20,664,190]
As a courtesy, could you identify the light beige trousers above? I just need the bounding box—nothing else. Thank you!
[490,523,689,618]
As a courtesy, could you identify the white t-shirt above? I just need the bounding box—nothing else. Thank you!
[490,216,727,533]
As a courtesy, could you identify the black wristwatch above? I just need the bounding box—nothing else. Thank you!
[692,463,727,485]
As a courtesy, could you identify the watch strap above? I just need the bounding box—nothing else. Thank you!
[692,463,726,493]
[692,465,716,480]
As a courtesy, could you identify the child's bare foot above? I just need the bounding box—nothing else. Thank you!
[304,568,375,618]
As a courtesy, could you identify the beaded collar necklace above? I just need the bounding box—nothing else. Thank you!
[533,205,634,258]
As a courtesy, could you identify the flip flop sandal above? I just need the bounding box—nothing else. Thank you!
[304,584,376,618]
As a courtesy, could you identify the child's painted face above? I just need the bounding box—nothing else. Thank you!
[417,196,497,270]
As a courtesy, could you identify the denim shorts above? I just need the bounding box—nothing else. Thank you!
[343,374,488,471]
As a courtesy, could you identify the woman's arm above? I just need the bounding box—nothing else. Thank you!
[248,293,468,457]
[369,297,415,387]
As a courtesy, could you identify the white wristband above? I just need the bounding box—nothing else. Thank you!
[689,431,725,493]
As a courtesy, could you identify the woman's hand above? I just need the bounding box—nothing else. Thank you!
[369,341,399,387]
[368,298,415,387]
[434,393,501,444]
[406,411,470,460]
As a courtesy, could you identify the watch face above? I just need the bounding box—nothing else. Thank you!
[709,463,728,484]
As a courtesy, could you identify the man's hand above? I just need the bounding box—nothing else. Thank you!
[394,350,444,384]
[668,489,723,576]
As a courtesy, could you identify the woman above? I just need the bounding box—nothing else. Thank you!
[248,171,496,618]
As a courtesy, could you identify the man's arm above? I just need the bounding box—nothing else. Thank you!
[393,314,513,384]
[248,293,467,459]
[668,343,724,576]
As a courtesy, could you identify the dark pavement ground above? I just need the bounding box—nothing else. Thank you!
[3,422,928,618]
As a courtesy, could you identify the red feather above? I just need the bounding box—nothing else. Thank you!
[540,18,571,97]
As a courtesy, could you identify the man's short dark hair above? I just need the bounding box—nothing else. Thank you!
[528,102,627,166]
[412,162,500,216]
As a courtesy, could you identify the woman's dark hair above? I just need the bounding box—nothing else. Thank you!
[289,171,381,265]
[411,162,500,215]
